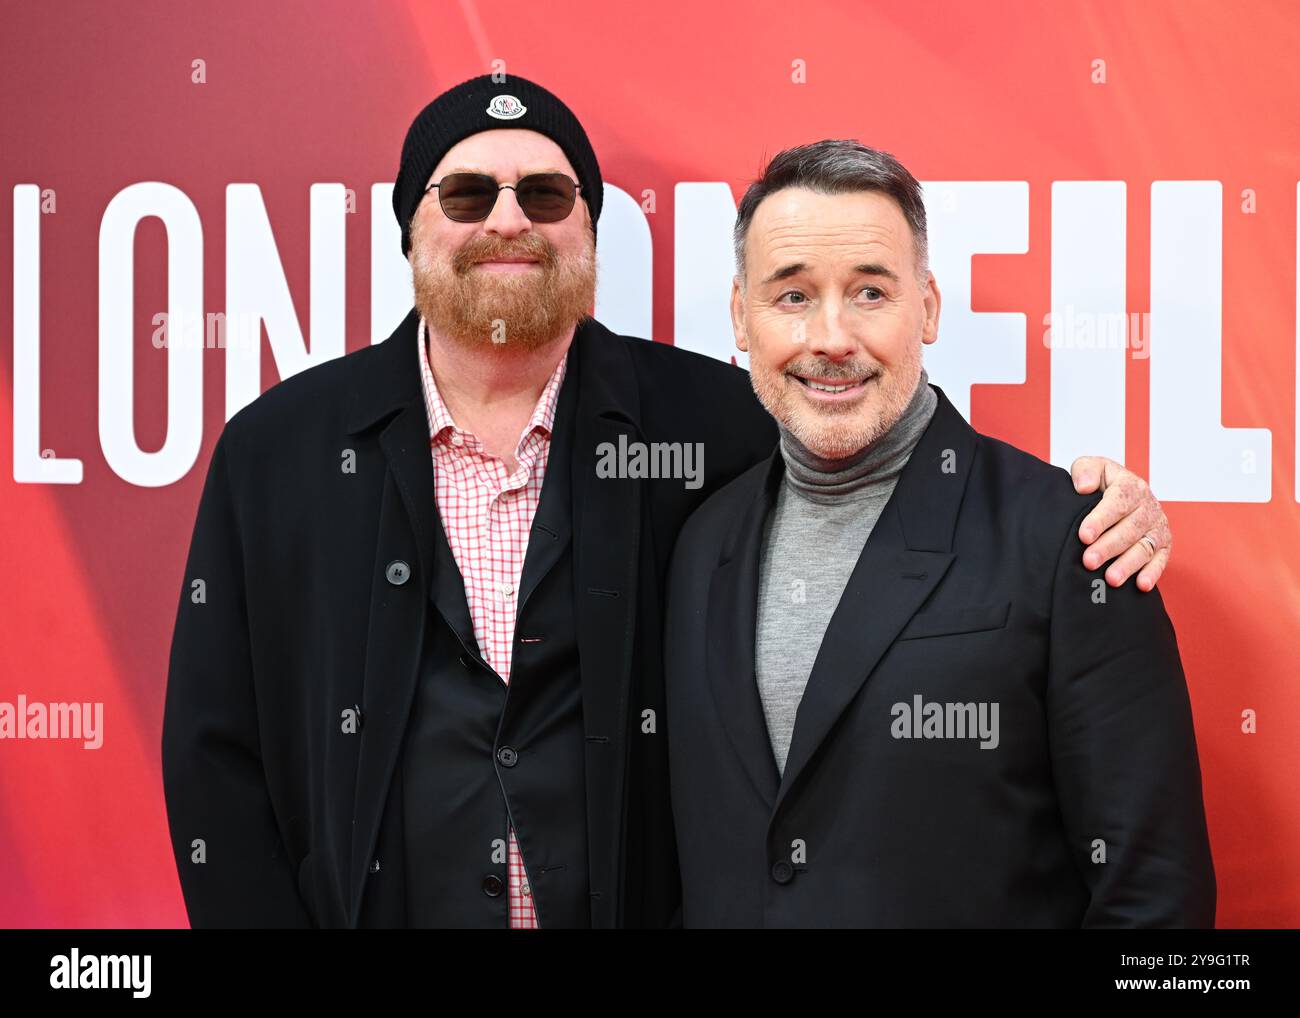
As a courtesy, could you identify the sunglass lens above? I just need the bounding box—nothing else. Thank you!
[438,173,498,221]
[517,174,577,222]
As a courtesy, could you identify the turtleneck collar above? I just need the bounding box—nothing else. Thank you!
[778,367,938,503]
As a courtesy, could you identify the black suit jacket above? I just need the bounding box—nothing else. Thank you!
[161,308,776,927]
[665,384,1216,927]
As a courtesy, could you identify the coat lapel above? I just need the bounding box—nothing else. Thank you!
[568,317,644,927]
[772,386,978,817]
[516,343,578,614]
[341,307,480,925]
[705,451,784,810]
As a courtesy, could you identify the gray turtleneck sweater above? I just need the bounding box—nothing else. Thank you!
[755,370,938,775]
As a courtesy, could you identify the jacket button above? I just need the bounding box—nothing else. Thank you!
[770,860,794,885]
[369,858,381,873]
[497,746,518,768]
[385,560,410,585]
[482,874,504,897]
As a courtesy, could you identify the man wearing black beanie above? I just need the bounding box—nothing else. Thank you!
[162,72,1176,929]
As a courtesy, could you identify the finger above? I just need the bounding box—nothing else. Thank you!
[1151,506,1173,553]
[1103,538,1156,588]
[1071,456,1104,494]
[1135,546,1171,591]
[1100,457,1128,490]
[1081,506,1147,570]
[1078,482,1142,545]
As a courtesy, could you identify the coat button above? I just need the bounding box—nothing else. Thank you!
[369,858,381,873]
[770,860,794,885]
[497,746,518,767]
[385,560,410,585]
[482,874,504,897]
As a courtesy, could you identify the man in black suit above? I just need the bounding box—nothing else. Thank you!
[665,139,1215,927]
[162,75,1177,928]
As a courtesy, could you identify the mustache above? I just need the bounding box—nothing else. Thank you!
[784,359,879,381]
[450,233,557,274]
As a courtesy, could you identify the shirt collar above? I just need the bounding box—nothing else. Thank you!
[416,316,568,453]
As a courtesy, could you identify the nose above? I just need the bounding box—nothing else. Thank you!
[803,303,856,361]
[481,184,532,238]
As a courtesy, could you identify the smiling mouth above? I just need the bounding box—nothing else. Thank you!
[792,374,875,395]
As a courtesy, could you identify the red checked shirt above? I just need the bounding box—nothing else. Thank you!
[416,316,567,929]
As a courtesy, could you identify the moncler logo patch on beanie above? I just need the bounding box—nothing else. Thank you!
[485,94,527,120]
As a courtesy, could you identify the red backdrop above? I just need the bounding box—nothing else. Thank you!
[1,0,1297,927]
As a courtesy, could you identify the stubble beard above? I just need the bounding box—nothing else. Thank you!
[749,338,923,461]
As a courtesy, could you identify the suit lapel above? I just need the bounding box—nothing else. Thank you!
[772,386,979,816]
[428,508,480,661]
[706,451,784,809]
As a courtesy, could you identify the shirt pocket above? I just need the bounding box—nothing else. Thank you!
[896,601,1011,641]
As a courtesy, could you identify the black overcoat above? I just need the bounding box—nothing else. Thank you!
[161,308,776,927]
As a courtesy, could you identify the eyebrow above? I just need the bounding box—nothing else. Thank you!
[759,261,901,286]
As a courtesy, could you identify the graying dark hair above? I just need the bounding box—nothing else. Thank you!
[733,139,928,286]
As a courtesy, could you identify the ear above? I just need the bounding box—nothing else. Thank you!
[731,276,749,353]
[921,272,941,345]
[407,208,425,260]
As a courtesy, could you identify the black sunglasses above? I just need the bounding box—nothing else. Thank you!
[423,171,582,223]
